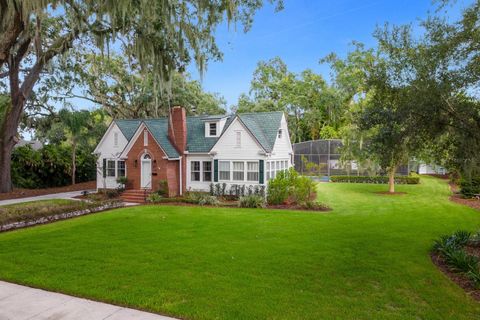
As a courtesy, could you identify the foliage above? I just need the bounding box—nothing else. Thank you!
[210,183,265,199]
[238,195,266,208]
[235,57,347,142]
[459,177,480,198]
[185,192,219,206]
[57,53,228,118]
[147,193,164,203]
[11,145,96,189]
[330,175,420,185]
[267,168,317,205]
[432,230,480,288]
[157,180,169,197]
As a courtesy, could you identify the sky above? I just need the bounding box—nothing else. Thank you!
[187,0,471,110]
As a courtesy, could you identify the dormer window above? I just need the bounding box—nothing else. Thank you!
[278,129,283,139]
[209,123,217,136]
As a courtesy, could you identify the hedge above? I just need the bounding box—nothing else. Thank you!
[330,175,420,184]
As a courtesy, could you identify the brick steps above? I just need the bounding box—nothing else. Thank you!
[120,190,151,203]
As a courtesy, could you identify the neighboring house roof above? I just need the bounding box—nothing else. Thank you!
[15,139,43,151]
[114,111,284,155]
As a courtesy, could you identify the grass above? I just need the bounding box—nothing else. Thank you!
[0,177,479,319]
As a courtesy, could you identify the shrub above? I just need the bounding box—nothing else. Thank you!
[186,192,219,206]
[267,168,317,205]
[238,195,265,208]
[433,230,471,253]
[157,180,169,197]
[443,248,479,273]
[267,170,292,205]
[147,193,164,203]
[459,177,480,198]
[300,201,329,211]
[330,175,420,184]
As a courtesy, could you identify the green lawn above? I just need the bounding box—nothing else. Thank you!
[0,177,479,319]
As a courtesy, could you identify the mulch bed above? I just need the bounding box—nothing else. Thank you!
[144,201,331,212]
[0,181,96,201]
[431,251,480,301]
[448,183,480,211]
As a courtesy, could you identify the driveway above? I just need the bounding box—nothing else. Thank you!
[0,281,177,320]
[0,190,95,206]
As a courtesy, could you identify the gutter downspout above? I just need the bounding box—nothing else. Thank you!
[179,156,183,196]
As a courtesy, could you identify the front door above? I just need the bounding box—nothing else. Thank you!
[141,154,152,189]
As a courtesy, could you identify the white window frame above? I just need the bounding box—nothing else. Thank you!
[117,160,126,177]
[203,161,212,182]
[219,161,230,181]
[191,161,201,181]
[266,161,271,180]
[107,160,116,177]
[232,161,245,181]
[247,161,259,182]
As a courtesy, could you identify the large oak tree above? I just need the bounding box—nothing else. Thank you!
[0,0,282,193]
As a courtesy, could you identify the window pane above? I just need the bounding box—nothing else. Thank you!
[107,160,116,177]
[233,162,244,171]
[203,161,212,181]
[191,161,200,181]
[233,161,244,181]
[209,123,217,136]
[117,161,126,177]
[219,161,230,180]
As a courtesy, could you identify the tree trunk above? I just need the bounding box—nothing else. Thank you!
[388,168,396,193]
[0,99,22,193]
[71,139,76,185]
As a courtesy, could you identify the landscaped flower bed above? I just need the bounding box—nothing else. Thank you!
[0,199,123,232]
[431,230,480,300]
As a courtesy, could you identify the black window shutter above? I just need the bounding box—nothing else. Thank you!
[214,159,218,182]
[259,160,264,184]
[103,158,107,178]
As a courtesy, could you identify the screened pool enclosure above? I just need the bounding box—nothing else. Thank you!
[293,139,409,177]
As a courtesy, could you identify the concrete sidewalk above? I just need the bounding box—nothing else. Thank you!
[0,190,95,207]
[0,281,177,320]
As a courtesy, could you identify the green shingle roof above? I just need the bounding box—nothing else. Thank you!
[237,112,283,152]
[144,119,180,158]
[115,119,141,140]
[114,111,283,156]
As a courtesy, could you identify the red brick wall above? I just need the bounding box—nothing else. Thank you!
[126,128,180,197]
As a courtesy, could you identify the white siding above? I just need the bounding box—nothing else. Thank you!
[95,123,128,189]
[210,118,265,159]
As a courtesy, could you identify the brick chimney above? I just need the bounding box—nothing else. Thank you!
[168,106,187,154]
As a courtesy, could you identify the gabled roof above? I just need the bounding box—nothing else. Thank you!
[113,111,284,155]
[186,116,234,153]
[237,112,283,152]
